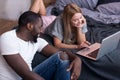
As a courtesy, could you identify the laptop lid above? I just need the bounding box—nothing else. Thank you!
[76,31,120,60]
[96,31,120,59]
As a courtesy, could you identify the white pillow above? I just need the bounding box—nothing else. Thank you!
[96,2,120,15]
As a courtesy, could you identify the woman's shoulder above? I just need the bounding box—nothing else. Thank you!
[54,15,63,25]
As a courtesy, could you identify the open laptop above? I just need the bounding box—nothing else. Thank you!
[76,31,120,60]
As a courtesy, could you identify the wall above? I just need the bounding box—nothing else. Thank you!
[0,0,31,20]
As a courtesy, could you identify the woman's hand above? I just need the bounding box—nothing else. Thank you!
[75,16,86,28]
[80,41,91,48]
[76,41,91,49]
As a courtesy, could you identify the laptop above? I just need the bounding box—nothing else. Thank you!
[76,31,120,60]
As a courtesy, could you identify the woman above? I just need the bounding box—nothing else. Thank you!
[30,0,56,33]
[45,3,90,49]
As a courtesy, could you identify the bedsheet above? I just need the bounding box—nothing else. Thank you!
[82,8,120,24]
[85,16,120,43]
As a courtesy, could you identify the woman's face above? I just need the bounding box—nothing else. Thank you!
[71,13,85,27]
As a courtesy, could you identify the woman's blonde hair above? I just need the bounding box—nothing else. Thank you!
[62,3,82,44]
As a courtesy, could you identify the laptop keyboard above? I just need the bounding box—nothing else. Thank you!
[87,49,99,58]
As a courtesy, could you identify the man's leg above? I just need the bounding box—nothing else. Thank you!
[33,51,70,80]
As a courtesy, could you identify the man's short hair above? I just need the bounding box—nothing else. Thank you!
[18,11,42,27]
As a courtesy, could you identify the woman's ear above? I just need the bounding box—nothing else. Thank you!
[27,23,33,31]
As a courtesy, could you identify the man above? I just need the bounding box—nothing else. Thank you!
[0,11,81,80]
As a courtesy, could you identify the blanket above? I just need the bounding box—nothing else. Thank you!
[32,16,120,80]
[85,16,120,44]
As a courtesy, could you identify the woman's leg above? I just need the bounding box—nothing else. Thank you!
[30,0,46,15]
[33,52,70,80]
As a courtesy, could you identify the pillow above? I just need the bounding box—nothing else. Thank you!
[96,2,120,15]
[97,0,120,6]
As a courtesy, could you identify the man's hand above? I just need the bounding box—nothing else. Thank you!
[67,57,82,80]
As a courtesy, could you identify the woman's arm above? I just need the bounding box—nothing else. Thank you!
[75,16,91,48]
[76,27,86,44]
[54,37,81,49]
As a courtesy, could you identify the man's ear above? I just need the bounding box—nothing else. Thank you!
[27,23,33,31]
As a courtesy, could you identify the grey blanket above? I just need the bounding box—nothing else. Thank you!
[32,17,120,80]
[78,16,120,80]
[85,16,120,43]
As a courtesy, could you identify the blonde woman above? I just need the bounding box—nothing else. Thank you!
[45,3,90,49]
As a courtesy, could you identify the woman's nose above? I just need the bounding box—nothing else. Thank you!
[78,19,84,24]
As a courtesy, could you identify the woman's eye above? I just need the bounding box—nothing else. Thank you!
[73,19,78,22]
[80,16,82,19]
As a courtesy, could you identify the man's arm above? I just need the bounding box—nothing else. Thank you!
[3,54,44,80]
[41,44,81,80]
[65,51,82,80]
[41,44,59,57]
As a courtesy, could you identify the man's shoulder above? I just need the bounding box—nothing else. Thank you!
[0,30,16,42]
[1,30,16,37]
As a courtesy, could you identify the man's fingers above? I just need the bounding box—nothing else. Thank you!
[66,63,73,71]
[71,72,77,80]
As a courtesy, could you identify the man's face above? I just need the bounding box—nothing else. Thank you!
[31,18,43,43]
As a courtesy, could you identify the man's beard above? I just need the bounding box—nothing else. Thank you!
[31,35,38,43]
[31,34,40,43]
[33,36,37,43]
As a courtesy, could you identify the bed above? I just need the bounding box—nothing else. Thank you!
[0,0,120,79]
[33,0,120,80]
[47,0,120,43]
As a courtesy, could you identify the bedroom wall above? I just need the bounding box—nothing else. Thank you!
[0,0,31,20]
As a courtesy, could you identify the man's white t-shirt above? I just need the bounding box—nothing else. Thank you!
[0,30,48,80]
